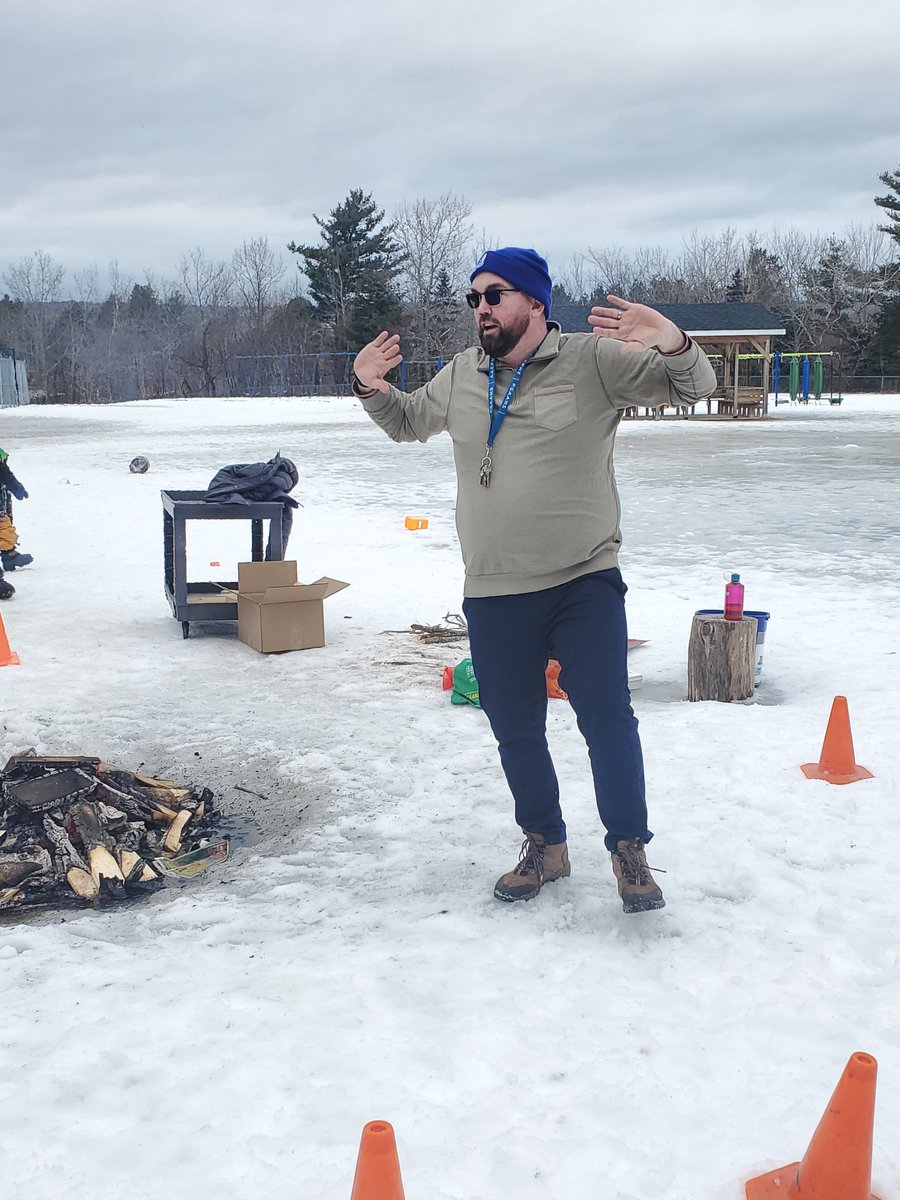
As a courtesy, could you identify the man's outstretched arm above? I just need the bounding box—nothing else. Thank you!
[351,331,453,443]
[588,295,718,409]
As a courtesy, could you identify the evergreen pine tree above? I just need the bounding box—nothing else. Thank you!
[426,267,466,358]
[744,246,783,307]
[866,165,900,375]
[726,268,746,302]
[288,189,404,349]
[874,164,900,250]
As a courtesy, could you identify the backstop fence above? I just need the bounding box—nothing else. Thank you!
[225,352,444,398]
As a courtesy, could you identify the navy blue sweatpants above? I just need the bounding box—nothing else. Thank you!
[462,569,651,851]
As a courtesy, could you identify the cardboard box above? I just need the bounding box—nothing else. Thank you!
[237,561,349,653]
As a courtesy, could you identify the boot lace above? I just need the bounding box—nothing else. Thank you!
[514,836,545,883]
[614,839,664,885]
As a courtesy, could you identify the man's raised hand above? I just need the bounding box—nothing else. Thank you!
[588,295,685,355]
[353,331,403,393]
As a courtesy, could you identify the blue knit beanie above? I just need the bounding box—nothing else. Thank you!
[470,247,553,317]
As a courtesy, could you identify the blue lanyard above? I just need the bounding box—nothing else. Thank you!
[486,357,528,448]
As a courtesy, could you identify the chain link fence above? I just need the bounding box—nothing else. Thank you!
[836,375,900,393]
[225,353,445,397]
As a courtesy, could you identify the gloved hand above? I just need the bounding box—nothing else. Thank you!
[1,461,28,499]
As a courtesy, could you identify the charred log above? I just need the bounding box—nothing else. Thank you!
[0,753,226,912]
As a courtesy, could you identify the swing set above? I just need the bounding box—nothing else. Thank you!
[705,350,843,407]
[772,351,842,405]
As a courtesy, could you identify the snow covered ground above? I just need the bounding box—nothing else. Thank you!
[2,392,899,1198]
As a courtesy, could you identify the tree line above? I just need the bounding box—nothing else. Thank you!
[2,169,899,404]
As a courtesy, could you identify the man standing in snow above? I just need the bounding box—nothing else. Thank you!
[352,248,716,913]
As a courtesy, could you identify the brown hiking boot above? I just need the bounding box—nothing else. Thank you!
[494,833,570,902]
[610,838,665,913]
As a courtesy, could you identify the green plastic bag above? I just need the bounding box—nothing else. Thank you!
[450,658,480,707]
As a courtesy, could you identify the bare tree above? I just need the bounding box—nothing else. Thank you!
[554,253,596,303]
[73,266,99,306]
[2,250,66,398]
[61,265,102,402]
[586,245,683,303]
[586,246,636,297]
[178,247,233,312]
[3,249,65,306]
[394,193,475,356]
[176,248,236,395]
[678,228,743,301]
[232,236,286,328]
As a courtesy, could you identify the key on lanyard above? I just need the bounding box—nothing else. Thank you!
[479,445,493,488]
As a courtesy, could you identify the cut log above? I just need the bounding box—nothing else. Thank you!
[687,614,757,702]
[163,809,193,854]
[134,773,179,788]
[151,803,179,823]
[42,815,105,900]
[95,778,168,823]
[118,848,143,880]
[133,776,198,811]
[66,867,100,899]
[0,860,42,888]
[70,800,126,890]
[117,849,158,886]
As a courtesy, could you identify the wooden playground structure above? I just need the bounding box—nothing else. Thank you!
[620,302,787,420]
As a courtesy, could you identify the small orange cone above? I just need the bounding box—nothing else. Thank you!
[801,696,873,784]
[0,611,19,667]
[745,1052,882,1199]
[350,1120,406,1200]
[546,659,568,700]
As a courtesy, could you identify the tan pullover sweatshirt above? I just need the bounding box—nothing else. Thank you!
[359,322,718,597]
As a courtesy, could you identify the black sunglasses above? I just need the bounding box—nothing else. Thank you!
[465,286,521,309]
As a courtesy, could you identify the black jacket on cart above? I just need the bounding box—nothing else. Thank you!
[204,452,299,558]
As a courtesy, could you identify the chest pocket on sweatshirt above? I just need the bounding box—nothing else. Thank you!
[534,385,577,431]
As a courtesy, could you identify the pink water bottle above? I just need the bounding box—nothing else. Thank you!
[724,573,744,621]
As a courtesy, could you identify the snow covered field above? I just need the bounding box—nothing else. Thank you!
[2,393,899,1198]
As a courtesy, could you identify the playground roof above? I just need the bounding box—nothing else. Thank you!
[553,301,785,338]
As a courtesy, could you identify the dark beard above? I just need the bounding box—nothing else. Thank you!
[478,312,529,359]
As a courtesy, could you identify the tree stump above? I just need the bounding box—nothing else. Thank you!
[687,615,757,702]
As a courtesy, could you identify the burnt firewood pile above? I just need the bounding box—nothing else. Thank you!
[0,751,228,912]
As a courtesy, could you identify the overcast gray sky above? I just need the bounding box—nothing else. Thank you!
[2,0,898,295]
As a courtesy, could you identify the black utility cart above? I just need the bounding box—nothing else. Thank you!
[161,489,286,638]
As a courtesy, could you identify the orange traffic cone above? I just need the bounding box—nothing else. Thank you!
[801,696,873,784]
[746,1052,881,1199]
[0,611,19,667]
[350,1120,406,1200]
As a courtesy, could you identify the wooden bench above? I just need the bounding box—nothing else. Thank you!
[621,403,691,420]
[735,388,766,418]
[706,390,765,417]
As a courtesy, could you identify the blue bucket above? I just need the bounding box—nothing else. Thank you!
[695,609,771,686]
